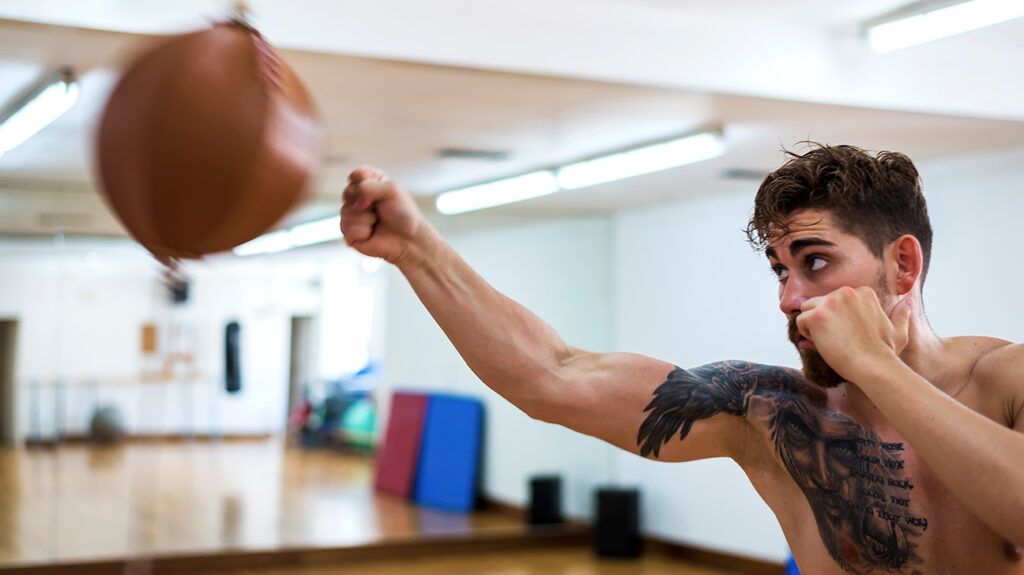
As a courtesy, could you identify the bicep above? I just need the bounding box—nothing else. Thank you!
[537,352,758,462]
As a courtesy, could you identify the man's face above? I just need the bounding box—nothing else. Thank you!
[766,210,894,388]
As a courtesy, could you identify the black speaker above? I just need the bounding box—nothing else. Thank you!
[594,487,642,557]
[224,321,241,393]
[169,279,189,304]
[162,268,190,305]
[528,475,563,526]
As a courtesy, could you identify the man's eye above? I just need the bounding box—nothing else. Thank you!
[807,256,827,272]
[771,266,789,280]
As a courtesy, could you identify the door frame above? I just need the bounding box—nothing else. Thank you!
[0,318,19,447]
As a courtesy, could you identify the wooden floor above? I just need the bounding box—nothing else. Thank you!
[204,548,735,575]
[0,439,521,566]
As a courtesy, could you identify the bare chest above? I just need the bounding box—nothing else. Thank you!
[744,394,1023,574]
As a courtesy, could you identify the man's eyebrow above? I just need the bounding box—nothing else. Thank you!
[765,237,836,261]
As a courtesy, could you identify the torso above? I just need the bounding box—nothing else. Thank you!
[738,337,1024,575]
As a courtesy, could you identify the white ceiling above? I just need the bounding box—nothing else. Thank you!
[2,0,1021,120]
[0,2,1022,239]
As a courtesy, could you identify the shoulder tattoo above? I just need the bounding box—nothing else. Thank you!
[637,360,928,573]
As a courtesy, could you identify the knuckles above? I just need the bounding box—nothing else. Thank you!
[797,309,825,327]
[855,286,878,303]
[834,286,856,300]
[824,286,877,308]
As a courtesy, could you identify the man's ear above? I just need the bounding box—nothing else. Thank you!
[891,235,923,295]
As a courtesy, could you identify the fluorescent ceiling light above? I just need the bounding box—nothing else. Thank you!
[434,129,725,215]
[0,67,79,157]
[233,215,341,256]
[233,230,293,256]
[556,132,724,191]
[289,216,342,248]
[865,0,1024,53]
[436,170,560,215]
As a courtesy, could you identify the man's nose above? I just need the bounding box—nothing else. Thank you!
[779,275,809,315]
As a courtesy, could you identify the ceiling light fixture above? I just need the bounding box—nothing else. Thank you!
[864,0,1024,53]
[0,67,79,157]
[435,129,724,215]
[436,170,561,215]
[289,216,344,248]
[556,131,725,191]
[233,215,342,256]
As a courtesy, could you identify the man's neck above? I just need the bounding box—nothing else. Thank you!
[898,309,947,385]
[840,307,945,428]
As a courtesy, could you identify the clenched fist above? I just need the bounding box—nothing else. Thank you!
[796,286,913,386]
[340,167,434,267]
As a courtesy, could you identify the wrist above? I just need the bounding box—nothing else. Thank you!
[851,350,907,392]
[395,223,444,275]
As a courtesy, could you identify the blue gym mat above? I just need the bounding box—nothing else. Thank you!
[413,394,484,512]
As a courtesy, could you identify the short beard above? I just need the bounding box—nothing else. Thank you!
[789,319,845,388]
[789,270,892,388]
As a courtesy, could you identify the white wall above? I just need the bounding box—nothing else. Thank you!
[610,145,1024,562]
[613,190,794,562]
[916,147,1024,341]
[0,238,387,442]
[380,216,615,519]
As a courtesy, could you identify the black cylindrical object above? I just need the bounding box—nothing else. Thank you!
[528,475,563,526]
[169,278,190,304]
[225,321,241,393]
[594,487,642,557]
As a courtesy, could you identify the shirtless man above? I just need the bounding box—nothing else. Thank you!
[339,144,1024,574]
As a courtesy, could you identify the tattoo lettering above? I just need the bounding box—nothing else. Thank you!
[638,360,927,574]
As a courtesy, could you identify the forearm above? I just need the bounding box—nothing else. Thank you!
[396,225,573,412]
[858,358,1024,545]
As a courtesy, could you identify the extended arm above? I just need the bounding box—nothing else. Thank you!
[339,168,760,461]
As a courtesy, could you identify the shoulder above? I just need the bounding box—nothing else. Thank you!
[683,360,826,407]
[964,337,1022,427]
[688,360,802,383]
[636,360,820,459]
[967,337,1020,384]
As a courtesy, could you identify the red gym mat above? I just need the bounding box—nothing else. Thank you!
[374,391,429,497]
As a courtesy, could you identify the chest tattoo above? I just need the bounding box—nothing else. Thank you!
[637,361,928,574]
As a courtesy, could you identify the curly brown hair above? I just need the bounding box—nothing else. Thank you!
[746,143,933,282]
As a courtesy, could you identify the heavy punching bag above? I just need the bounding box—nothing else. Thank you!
[225,321,242,394]
[95,13,322,261]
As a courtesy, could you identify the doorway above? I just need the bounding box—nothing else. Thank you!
[0,319,18,446]
[287,316,315,422]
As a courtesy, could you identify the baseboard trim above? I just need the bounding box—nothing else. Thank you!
[0,496,783,575]
[480,496,783,575]
[478,496,525,519]
[23,433,274,447]
[647,537,784,575]
[0,525,590,575]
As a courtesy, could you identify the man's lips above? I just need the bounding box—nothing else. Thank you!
[797,336,815,350]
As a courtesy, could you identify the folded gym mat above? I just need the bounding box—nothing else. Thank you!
[374,391,429,497]
[413,394,484,512]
